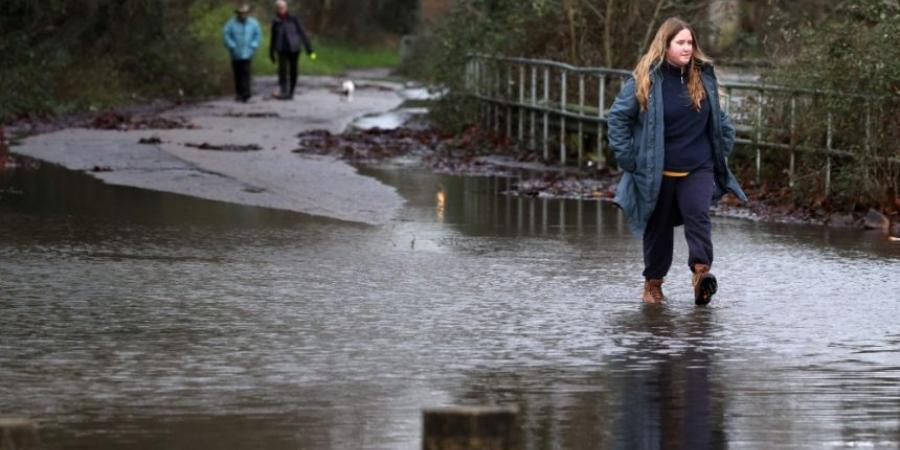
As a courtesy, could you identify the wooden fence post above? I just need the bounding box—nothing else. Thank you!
[0,419,41,450]
[423,406,519,450]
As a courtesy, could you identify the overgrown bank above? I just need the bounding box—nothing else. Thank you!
[0,1,216,121]
[293,124,899,236]
[0,0,406,123]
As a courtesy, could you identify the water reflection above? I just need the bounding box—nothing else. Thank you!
[610,306,725,450]
[449,306,728,450]
[435,189,445,222]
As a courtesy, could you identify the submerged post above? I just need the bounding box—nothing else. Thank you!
[597,74,606,167]
[542,67,550,160]
[0,418,41,450]
[789,95,797,188]
[506,64,512,139]
[423,406,519,450]
[755,88,763,185]
[559,69,567,165]
[494,61,500,132]
[826,111,833,195]
[518,65,525,143]
[530,66,537,151]
[577,73,585,166]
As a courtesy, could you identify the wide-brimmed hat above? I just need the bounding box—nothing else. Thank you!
[235,3,251,14]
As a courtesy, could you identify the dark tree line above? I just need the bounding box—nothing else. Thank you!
[0,0,219,121]
[296,0,419,41]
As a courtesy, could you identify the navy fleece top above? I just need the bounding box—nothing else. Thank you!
[661,61,713,172]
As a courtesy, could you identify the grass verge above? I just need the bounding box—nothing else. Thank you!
[192,4,399,78]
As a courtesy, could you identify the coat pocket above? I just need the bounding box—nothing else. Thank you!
[619,141,637,172]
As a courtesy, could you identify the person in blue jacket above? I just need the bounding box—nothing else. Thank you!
[223,4,262,102]
[607,17,747,305]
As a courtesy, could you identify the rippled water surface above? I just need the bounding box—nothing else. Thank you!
[1,163,899,449]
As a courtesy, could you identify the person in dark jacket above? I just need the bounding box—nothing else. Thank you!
[270,0,316,100]
[607,17,747,305]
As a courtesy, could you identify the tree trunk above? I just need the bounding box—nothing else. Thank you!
[563,0,578,62]
[603,0,614,67]
[318,0,333,32]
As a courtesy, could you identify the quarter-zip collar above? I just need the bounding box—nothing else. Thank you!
[662,60,686,84]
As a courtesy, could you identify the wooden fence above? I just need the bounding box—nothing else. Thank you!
[465,54,898,195]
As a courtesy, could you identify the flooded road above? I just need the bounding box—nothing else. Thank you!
[1,162,899,449]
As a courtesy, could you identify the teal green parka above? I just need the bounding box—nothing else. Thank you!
[607,62,747,235]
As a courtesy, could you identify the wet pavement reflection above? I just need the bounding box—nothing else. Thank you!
[1,162,898,449]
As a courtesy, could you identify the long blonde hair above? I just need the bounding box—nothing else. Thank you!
[634,17,712,112]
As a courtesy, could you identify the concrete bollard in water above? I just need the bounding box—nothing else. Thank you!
[423,406,519,450]
[0,418,41,450]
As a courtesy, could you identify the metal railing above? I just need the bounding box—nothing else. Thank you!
[465,53,898,194]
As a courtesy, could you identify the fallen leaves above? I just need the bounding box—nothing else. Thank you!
[184,142,262,152]
[508,173,616,199]
[89,112,197,131]
[293,128,441,162]
[138,136,162,145]
[222,112,280,118]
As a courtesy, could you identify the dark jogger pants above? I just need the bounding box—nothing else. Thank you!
[642,168,715,279]
[277,51,300,97]
[231,59,252,100]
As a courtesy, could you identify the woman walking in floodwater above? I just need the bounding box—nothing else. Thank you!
[608,17,747,305]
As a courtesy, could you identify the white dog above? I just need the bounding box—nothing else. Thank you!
[340,80,355,102]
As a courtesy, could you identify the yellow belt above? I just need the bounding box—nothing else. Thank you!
[663,170,690,177]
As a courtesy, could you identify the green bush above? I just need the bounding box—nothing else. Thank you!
[760,0,899,211]
[0,0,222,122]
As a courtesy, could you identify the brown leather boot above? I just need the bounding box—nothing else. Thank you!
[692,264,718,306]
[641,278,665,303]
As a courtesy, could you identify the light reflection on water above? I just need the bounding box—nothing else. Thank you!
[0,163,898,449]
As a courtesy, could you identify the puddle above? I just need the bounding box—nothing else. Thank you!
[348,107,429,131]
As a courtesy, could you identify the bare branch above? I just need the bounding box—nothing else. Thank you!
[579,0,604,20]
[638,0,666,56]
[604,0,614,67]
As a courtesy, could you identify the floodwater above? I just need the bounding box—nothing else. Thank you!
[1,161,898,449]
